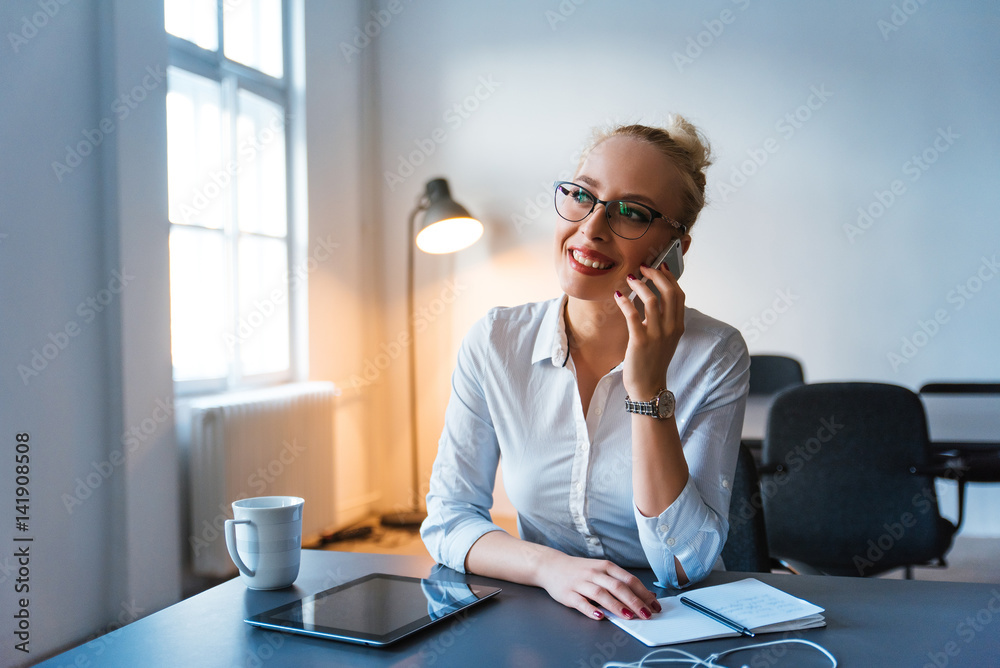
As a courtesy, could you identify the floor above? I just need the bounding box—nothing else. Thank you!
[321,516,1000,584]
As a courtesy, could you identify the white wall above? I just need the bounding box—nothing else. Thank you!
[0,4,122,663]
[366,1,1000,524]
[303,1,385,527]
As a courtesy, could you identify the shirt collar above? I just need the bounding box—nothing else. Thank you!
[531,294,570,367]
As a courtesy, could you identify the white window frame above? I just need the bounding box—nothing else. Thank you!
[166,0,302,395]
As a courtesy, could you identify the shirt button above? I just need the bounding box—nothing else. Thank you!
[575,482,583,492]
[657,524,668,534]
[667,538,676,547]
[595,407,603,415]
[722,479,730,489]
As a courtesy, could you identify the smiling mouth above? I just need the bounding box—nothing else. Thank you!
[571,249,614,270]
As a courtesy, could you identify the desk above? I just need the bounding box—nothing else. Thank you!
[742,392,1000,529]
[742,393,1000,457]
[36,550,1000,667]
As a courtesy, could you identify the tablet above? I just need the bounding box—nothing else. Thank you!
[244,573,501,647]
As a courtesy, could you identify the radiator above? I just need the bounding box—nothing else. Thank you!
[186,381,337,577]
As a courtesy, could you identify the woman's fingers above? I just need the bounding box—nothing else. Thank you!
[624,273,662,335]
[613,288,645,339]
[578,562,659,620]
[590,573,656,620]
[543,556,660,621]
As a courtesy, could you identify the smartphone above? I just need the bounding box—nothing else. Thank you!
[628,238,684,318]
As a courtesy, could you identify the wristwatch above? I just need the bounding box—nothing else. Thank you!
[624,388,675,419]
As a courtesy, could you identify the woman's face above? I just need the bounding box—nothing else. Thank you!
[554,136,688,303]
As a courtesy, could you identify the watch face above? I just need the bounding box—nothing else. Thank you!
[656,390,675,418]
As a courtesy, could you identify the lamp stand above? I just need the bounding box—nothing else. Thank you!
[380,203,428,529]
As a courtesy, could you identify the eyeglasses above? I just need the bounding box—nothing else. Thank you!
[553,181,687,240]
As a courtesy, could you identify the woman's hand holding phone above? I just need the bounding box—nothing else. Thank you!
[614,241,686,401]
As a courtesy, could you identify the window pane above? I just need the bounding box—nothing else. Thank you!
[164,0,218,51]
[167,68,227,229]
[169,227,230,381]
[224,0,284,78]
[237,235,290,376]
[236,89,287,237]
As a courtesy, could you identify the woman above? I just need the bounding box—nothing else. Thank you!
[421,117,749,622]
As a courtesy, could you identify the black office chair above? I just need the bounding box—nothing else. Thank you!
[760,382,956,578]
[721,443,771,573]
[748,355,804,396]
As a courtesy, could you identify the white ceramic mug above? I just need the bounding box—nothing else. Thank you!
[224,496,304,590]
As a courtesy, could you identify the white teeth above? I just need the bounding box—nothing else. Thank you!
[572,250,612,270]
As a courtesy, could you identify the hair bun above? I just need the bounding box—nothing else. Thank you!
[580,116,713,229]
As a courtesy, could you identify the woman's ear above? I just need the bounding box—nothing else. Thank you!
[680,234,692,255]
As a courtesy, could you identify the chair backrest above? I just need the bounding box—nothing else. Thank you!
[721,443,770,573]
[760,382,955,577]
[748,355,804,396]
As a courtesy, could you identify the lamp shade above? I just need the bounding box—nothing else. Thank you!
[415,178,483,254]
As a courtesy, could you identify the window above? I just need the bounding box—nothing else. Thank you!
[165,0,294,392]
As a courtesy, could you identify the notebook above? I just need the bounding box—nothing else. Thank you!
[608,578,825,647]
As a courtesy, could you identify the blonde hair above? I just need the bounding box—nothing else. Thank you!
[580,116,713,230]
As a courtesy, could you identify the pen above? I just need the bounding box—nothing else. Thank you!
[679,597,756,638]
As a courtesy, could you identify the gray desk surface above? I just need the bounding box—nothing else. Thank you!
[36,549,1000,667]
[742,392,1000,447]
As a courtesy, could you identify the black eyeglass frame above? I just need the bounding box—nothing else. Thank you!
[553,181,688,240]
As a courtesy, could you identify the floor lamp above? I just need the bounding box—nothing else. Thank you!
[381,178,483,528]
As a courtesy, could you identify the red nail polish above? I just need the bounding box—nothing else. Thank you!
[592,610,603,619]
[640,607,651,619]
[627,274,636,281]
[615,290,622,298]
[622,608,634,620]
[651,600,662,613]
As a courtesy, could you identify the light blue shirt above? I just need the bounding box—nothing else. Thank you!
[421,295,749,588]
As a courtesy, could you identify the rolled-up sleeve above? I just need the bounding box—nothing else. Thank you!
[421,318,506,572]
[635,329,749,588]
